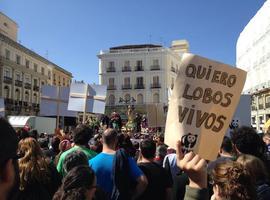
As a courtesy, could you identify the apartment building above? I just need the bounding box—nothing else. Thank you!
[98,40,189,115]
[0,12,72,116]
[236,0,270,130]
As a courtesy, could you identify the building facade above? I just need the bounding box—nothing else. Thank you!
[98,40,189,117]
[0,12,72,116]
[236,0,270,130]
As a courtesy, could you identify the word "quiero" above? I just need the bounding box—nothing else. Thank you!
[185,64,237,88]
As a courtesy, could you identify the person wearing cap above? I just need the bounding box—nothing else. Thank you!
[0,117,20,200]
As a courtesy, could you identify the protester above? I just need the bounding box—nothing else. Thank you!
[208,136,234,171]
[57,124,97,176]
[89,128,148,199]
[154,144,168,166]
[138,139,172,200]
[231,126,265,159]
[17,137,61,200]
[210,160,256,200]
[53,165,97,200]
[54,139,72,166]
[0,118,20,200]
[63,150,88,174]
[237,154,270,200]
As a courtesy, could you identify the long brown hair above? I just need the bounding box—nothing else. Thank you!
[211,160,256,200]
[18,137,50,190]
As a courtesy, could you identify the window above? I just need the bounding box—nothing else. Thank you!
[33,93,38,103]
[153,76,159,84]
[153,93,160,103]
[4,86,10,98]
[48,71,51,80]
[137,94,143,104]
[25,76,30,83]
[41,81,45,86]
[136,77,143,85]
[34,79,38,86]
[41,67,45,75]
[5,49,10,60]
[259,116,264,124]
[16,73,20,81]
[108,95,115,105]
[109,78,115,85]
[124,77,130,85]
[16,55,21,65]
[25,59,30,68]
[153,59,159,66]
[109,61,114,68]
[124,60,130,67]
[34,64,38,72]
[4,69,10,77]
[15,89,20,101]
[25,91,29,102]
[136,60,142,67]
[4,22,8,27]
[53,74,56,80]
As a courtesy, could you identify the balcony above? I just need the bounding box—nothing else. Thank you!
[134,84,145,89]
[134,66,144,71]
[4,98,13,105]
[107,85,117,90]
[33,85,39,91]
[106,67,116,72]
[251,105,257,111]
[259,104,264,109]
[24,83,32,89]
[122,84,132,90]
[3,76,12,84]
[150,65,160,71]
[122,66,131,72]
[15,80,23,87]
[150,83,161,89]
[171,67,176,73]
[266,102,270,108]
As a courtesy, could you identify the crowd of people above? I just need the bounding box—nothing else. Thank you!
[1,114,270,200]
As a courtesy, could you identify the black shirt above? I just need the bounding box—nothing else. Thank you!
[138,162,172,200]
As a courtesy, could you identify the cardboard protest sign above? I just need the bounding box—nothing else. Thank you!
[165,53,247,161]
[146,104,166,127]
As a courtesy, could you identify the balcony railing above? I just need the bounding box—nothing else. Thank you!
[4,98,13,105]
[259,104,264,109]
[122,66,131,72]
[150,83,161,89]
[33,85,39,91]
[15,80,23,87]
[106,67,116,72]
[134,66,144,71]
[3,76,12,84]
[266,102,270,108]
[122,84,132,90]
[24,83,32,89]
[150,65,160,70]
[134,84,145,89]
[107,85,117,90]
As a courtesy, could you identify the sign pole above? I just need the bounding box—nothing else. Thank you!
[82,85,88,124]
[56,86,60,129]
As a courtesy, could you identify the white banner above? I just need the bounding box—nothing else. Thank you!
[68,83,107,114]
[40,85,77,117]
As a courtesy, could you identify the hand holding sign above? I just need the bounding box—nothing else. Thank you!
[165,53,247,160]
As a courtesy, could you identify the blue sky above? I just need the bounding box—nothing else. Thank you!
[1,0,266,84]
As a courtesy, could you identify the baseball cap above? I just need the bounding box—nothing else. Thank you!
[0,118,19,165]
